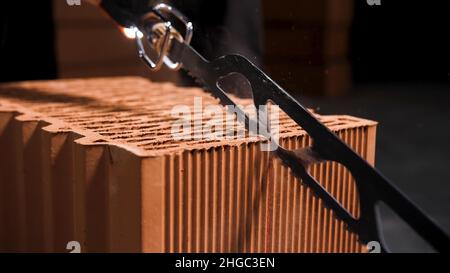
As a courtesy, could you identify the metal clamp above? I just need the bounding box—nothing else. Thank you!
[134,3,193,71]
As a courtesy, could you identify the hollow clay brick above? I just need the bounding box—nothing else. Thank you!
[0,77,377,253]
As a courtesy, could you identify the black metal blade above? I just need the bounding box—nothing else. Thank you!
[169,39,450,253]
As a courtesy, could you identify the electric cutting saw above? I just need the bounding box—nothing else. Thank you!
[86,0,450,253]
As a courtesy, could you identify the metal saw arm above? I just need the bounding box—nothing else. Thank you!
[86,0,450,253]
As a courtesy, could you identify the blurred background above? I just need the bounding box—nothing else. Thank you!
[1,0,449,252]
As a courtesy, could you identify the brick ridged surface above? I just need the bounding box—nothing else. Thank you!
[0,77,377,253]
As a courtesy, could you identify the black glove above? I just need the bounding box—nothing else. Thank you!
[100,0,168,27]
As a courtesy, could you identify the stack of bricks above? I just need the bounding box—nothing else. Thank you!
[0,77,376,252]
[262,0,354,96]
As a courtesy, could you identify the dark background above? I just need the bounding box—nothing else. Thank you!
[311,0,450,252]
[0,1,57,82]
[1,0,449,252]
[351,0,450,83]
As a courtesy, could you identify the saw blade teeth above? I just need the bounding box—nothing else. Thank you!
[184,69,229,107]
[180,51,371,247]
[177,43,381,247]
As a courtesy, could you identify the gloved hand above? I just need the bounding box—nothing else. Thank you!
[86,0,264,68]
[85,0,168,27]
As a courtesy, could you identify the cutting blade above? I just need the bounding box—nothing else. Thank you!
[169,39,450,252]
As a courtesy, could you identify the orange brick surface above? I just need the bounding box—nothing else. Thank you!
[0,77,376,252]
